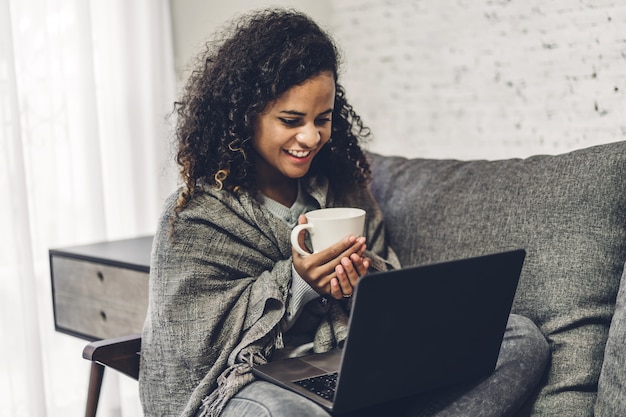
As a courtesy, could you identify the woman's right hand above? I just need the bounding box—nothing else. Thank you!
[292,215,370,299]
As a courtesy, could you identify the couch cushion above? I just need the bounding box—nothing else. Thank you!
[595,261,626,416]
[368,141,626,417]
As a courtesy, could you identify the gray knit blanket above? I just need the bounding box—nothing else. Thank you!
[139,175,399,416]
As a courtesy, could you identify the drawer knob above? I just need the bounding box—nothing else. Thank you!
[100,311,107,322]
[97,271,104,282]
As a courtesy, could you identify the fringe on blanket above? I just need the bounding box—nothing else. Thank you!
[198,331,280,417]
[198,361,255,417]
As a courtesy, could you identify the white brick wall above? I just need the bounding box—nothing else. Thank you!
[330,0,626,159]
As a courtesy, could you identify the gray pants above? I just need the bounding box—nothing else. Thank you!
[217,314,549,417]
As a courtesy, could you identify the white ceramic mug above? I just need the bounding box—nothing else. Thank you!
[290,207,366,256]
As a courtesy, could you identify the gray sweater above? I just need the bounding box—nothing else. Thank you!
[139,175,399,417]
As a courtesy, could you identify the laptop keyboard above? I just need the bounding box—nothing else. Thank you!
[294,372,338,401]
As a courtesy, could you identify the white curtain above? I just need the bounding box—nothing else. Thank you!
[0,0,177,415]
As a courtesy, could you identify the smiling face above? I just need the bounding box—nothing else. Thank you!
[253,71,335,204]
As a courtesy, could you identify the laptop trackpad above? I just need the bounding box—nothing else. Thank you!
[256,349,342,382]
[298,349,342,373]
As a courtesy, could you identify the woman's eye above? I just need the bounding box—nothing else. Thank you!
[315,118,332,126]
[279,118,299,126]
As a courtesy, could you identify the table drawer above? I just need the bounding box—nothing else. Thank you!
[51,256,149,340]
[51,256,148,301]
[54,292,147,340]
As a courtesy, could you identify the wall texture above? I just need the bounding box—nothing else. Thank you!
[330,0,626,159]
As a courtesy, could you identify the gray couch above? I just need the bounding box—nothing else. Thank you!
[368,140,626,417]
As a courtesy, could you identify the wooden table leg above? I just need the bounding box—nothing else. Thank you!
[85,362,105,417]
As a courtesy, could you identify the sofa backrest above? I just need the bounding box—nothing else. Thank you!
[368,141,626,417]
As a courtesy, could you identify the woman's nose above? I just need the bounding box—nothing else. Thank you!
[295,126,321,148]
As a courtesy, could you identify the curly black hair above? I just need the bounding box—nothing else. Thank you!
[174,8,372,211]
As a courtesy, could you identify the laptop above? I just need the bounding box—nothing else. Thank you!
[252,249,526,415]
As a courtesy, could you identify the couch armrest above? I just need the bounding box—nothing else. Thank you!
[82,333,142,380]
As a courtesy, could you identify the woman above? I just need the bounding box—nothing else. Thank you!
[139,8,549,417]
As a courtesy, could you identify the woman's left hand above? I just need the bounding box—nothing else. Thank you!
[331,251,370,299]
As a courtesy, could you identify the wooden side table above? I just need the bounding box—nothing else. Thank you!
[50,236,153,417]
[49,236,153,341]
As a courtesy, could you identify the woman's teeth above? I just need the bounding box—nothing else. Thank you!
[286,150,311,158]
